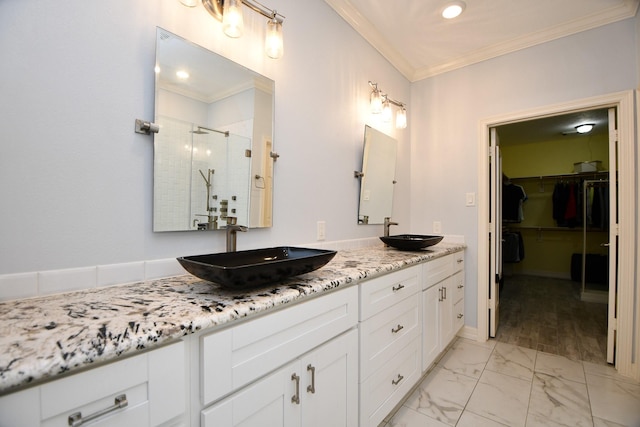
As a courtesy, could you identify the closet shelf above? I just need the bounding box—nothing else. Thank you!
[506,225,608,232]
[509,171,609,181]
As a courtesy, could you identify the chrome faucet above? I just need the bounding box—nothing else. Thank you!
[225,216,248,252]
[384,217,398,237]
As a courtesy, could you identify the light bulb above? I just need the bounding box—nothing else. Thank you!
[396,107,407,129]
[370,89,383,114]
[179,0,198,7]
[265,17,283,59]
[382,100,392,122]
[223,0,244,38]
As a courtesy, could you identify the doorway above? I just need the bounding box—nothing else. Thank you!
[476,91,638,379]
[493,108,612,364]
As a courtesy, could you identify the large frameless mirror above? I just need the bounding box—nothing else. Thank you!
[357,125,398,225]
[153,28,275,232]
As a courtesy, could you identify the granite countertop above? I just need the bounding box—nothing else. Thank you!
[0,243,464,394]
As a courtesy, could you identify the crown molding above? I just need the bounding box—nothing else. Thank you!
[326,0,639,82]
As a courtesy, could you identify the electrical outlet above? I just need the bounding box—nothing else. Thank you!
[466,192,476,207]
[317,221,326,241]
[433,221,442,234]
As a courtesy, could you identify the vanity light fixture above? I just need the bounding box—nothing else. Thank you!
[368,81,408,129]
[575,123,595,134]
[189,0,285,58]
[442,1,466,19]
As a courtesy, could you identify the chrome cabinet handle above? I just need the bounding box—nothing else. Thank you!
[391,324,404,334]
[68,394,128,427]
[307,364,316,394]
[457,258,463,264]
[391,374,404,386]
[443,286,447,300]
[291,373,300,404]
[457,313,464,319]
[392,284,405,292]
[438,287,443,302]
[457,284,464,289]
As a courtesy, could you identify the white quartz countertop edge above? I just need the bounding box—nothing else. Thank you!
[0,243,464,393]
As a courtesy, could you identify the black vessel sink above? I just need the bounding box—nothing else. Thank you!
[177,247,337,288]
[380,234,444,251]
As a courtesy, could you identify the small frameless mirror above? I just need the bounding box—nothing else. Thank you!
[357,125,398,225]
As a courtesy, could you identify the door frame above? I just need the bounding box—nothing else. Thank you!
[476,90,638,379]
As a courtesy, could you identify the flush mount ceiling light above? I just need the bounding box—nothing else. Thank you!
[182,0,285,59]
[575,123,595,134]
[442,1,466,19]
[368,81,408,129]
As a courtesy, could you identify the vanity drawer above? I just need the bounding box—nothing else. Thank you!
[359,339,421,427]
[359,294,420,380]
[452,271,464,303]
[453,252,465,273]
[39,340,185,427]
[201,285,358,406]
[454,299,465,332]
[422,255,453,289]
[359,265,420,321]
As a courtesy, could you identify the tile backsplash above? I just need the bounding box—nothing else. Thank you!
[0,235,464,302]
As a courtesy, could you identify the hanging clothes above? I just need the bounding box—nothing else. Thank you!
[503,183,527,223]
[503,231,525,263]
[552,182,568,226]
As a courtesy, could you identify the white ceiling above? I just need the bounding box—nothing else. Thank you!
[324,0,639,82]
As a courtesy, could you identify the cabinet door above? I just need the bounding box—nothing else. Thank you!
[439,277,453,350]
[201,360,300,427]
[302,329,358,427]
[422,285,440,371]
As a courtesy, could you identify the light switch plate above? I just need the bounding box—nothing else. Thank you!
[466,192,476,206]
[317,221,326,241]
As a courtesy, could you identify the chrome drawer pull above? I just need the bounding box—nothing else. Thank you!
[307,364,316,394]
[291,373,300,404]
[68,394,128,427]
[391,374,404,386]
[457,284,464,289]
[391,324,404,334]
[438,287,443,302]
[392,284,405,292]
[457,259,463,264]
[443,287,447,300]
[457,313,464,319]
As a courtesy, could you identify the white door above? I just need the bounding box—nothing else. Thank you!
[606,107,619,364]
[201,360,300,427]
[489,128,502,338]
[301,329,358,427]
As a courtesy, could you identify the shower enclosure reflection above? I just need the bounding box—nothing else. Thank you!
[154,116,251,231]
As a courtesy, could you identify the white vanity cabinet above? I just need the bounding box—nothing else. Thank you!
[201,328,358,427]
[358,265,422,427]
[199,286,359,427]
[422,251,465,371]
[0,340,187,427]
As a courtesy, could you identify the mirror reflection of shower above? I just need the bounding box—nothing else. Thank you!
[153,115,254,232]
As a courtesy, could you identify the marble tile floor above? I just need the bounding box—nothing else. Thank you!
[381,338,640,427]
[495,274,609,364]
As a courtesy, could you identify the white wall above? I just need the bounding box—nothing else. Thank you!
[0,0,411,275]
[410,19,638,327]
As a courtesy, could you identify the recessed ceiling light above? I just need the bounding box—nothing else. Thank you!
[176,70,190,79]
[442,1,466,19]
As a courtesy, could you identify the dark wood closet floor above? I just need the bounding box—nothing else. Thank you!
[494,275,609,365]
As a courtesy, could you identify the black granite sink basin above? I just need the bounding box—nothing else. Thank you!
[177,247,337,288]
[380,234,444,251]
